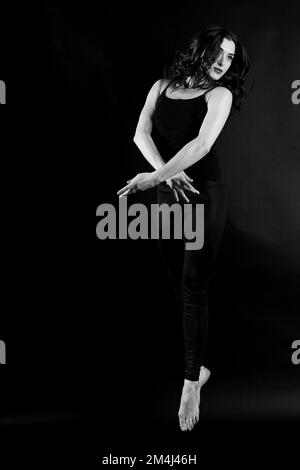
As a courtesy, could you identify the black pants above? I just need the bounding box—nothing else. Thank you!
[156,180,228,381]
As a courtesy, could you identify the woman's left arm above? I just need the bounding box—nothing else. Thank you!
[117,87,232,196]
[152,86,233,184]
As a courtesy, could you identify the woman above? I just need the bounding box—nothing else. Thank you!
[117,24,252,431]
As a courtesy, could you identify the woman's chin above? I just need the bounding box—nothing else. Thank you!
[210,73,221,81]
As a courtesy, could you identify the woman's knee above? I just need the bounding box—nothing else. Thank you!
[181,274,209,300]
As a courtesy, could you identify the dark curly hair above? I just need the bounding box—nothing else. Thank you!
[163,24,254,113]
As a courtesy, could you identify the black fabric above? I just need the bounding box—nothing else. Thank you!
[152,81,222,186]
[152,81,228,380]
[157,180,228,381]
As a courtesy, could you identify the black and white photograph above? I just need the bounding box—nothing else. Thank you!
[1,1,300,466]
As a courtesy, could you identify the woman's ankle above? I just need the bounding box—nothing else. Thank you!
[184,378,199,389]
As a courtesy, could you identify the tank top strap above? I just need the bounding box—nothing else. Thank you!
[159,80,215,97]
[202,86,215,95]
[159,79,173,97]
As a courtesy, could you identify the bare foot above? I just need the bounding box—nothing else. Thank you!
[199,365,211,388]
[178,379,200,431]
[197,365,211,406]
[178,366,211,431]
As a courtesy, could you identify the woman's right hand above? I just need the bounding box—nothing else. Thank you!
[165,171,200,203]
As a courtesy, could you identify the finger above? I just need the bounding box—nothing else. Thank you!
[119,187,133,197]
[117,186,130,196]
[172,188,179,202]
[171,180,183,190]
[117,183,134,196]
[121,185,139,197]
[189,186,200,194]
[126,176,138,184]
[182,181,200,194]
[178,189,190,203]
[119,189,131,198]
[174,179,189,191]
[174,178,198,194]
[183,173,193,182]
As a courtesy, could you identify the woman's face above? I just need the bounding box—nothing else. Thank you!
[207,37,236,80]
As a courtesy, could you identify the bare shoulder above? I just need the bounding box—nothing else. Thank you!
[146,78,166,97]
[207,86,233,100]
[154,78,169,96]
[142,78,169,113]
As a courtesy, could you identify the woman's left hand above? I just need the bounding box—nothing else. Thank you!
[117,172,157,197]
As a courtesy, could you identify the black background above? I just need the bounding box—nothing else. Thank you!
[1,1,300,466]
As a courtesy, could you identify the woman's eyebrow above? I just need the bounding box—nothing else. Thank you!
[220,46,235,56]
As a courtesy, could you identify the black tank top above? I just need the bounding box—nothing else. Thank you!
[152,81,222,186]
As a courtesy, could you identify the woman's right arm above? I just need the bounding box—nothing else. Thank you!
[132,79,199,201]
[133,79,167,170]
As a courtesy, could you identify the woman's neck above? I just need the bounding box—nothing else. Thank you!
[186,76,207,89]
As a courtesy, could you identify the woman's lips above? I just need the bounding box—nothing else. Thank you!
[213,67,222,73]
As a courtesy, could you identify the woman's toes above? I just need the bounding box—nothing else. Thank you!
[179,416,188,431]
